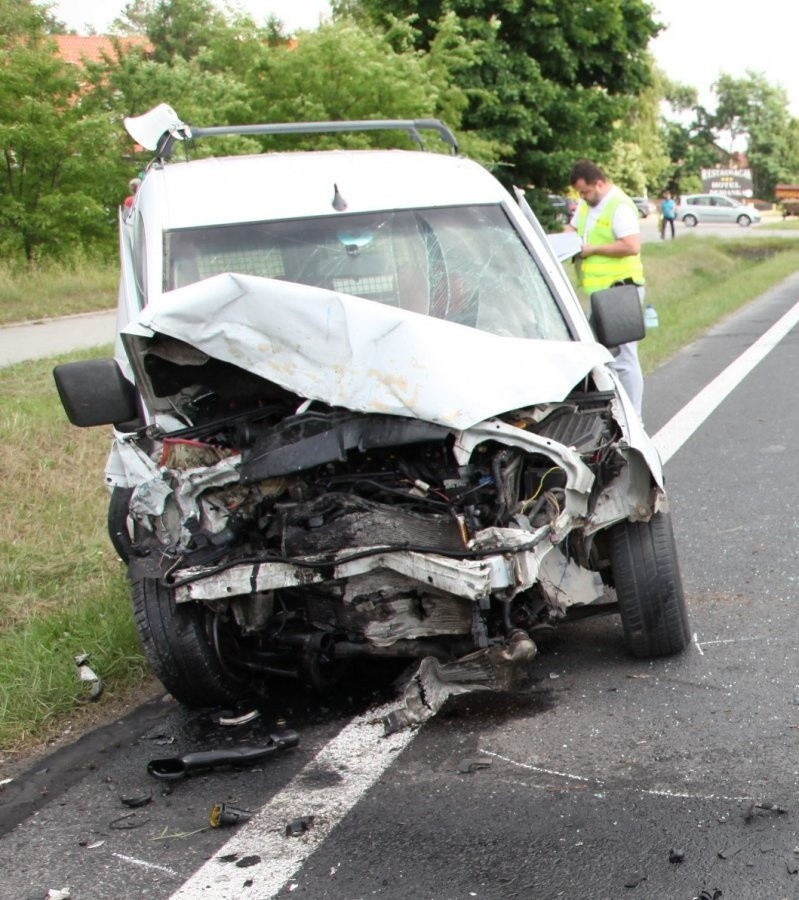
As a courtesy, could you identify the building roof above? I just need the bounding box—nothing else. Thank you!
[53,34,151,66]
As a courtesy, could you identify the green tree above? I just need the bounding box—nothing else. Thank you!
[337,0,661,197]
[711,71,797,198]
[0,14,126,262]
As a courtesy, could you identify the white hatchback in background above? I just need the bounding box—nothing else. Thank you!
[678,193,761,227]
[52,104,690,730]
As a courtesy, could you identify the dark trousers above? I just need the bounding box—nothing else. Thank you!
[661,217,675,239]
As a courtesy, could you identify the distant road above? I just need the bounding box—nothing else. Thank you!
[0,309,116,367]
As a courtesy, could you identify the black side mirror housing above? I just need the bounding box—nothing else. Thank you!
[589,284,646,348]
[53,358,139,428]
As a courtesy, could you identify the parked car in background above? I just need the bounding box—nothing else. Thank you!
[678,194,761,227]
[631,197,655,218]
[547,193,578,224]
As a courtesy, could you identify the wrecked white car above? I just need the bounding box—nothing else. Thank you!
[54,105,689,727]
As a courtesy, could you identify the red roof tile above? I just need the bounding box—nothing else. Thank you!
[53,34,151,66]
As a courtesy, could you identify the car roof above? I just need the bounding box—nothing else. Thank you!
[139,149,510,231]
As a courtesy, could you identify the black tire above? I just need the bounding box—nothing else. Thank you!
[108,487,134,562]
[608,512,690,658]
[131,577,249,707]
[682,214,697,227]
[737,214,752,227]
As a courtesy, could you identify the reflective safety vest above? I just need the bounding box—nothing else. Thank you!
[574,190,644,294]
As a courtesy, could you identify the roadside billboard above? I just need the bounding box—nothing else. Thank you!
[700,168,753,199]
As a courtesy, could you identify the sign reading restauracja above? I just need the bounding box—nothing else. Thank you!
[700,168,753,199]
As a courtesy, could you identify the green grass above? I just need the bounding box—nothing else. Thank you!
[0,349,150,756]
[0,258,116,325]
[638,236,799,371]
[758,217,799,230]
[3,240,799,757]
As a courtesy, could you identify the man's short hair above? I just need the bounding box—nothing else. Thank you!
[569,159,607,186]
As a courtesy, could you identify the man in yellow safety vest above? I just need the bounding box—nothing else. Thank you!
[565,159,645,416]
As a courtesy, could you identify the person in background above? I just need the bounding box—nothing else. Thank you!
[124,177,141,216]
[660,190,676,239]
[565,159,645,416]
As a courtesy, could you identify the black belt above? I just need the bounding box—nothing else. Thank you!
[612,278,639,286]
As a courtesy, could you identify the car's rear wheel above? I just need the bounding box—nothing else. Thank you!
[737,214,752,227]
[131,577,250,707]
[682,214,697,227]
[609,512,690,658]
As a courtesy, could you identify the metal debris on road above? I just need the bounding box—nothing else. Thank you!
[209,802,253,828]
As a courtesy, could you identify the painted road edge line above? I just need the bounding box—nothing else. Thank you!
[169,702,417,899]
[652,295,799,464]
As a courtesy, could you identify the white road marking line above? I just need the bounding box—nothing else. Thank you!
[478,749,601,784]
[112,853,180,877]
[692,632,705,655]
[482,750,754,804]
[168,702,416,899]
[652,295,799,463]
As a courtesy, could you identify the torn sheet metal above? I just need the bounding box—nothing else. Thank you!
[384,630,537,732]
[122,273,612,431]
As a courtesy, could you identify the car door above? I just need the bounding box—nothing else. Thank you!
[710,196,737,223]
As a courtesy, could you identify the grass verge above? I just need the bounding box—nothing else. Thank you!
[0,258,116,325]
[0,348,150,759]
[2,238,799,758]
[637,236,799,371]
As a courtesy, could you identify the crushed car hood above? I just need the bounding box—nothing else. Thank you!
[123,273,613,431]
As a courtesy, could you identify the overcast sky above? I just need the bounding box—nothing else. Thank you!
[45,0,799,115]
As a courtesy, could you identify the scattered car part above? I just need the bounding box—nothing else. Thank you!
[119,793,152,808]
[74,653,103,701]
[285,815,314,837]
[147,730,299,780]
[457,758,492,774]
[210,802,253,827]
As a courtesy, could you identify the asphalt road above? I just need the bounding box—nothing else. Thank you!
[3,245,799,900]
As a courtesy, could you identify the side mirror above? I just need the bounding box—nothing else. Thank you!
[53,358,139,428]
[589,284,645,348]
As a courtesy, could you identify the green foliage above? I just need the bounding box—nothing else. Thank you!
[339,0,661,192]
[0,33,123,261]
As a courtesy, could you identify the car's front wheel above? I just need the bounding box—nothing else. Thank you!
[682,214,697,227]
[131,577,250,707]
[737,214,752,227]
[609,512,690,658]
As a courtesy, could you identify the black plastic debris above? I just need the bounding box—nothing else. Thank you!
[109,812,148,831]
[668,848,685,864]
[285,815,314,837]
[210,802,253,828]
[458,758,492,774]
[693,891,722,900]
[120,794,152,809]
[623,873,647,888]
[235,855,261,868]
[147,730,299,780]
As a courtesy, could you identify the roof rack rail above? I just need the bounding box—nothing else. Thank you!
[181,119,458,156]
[172,118,458,158]
[124,106,459,160]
